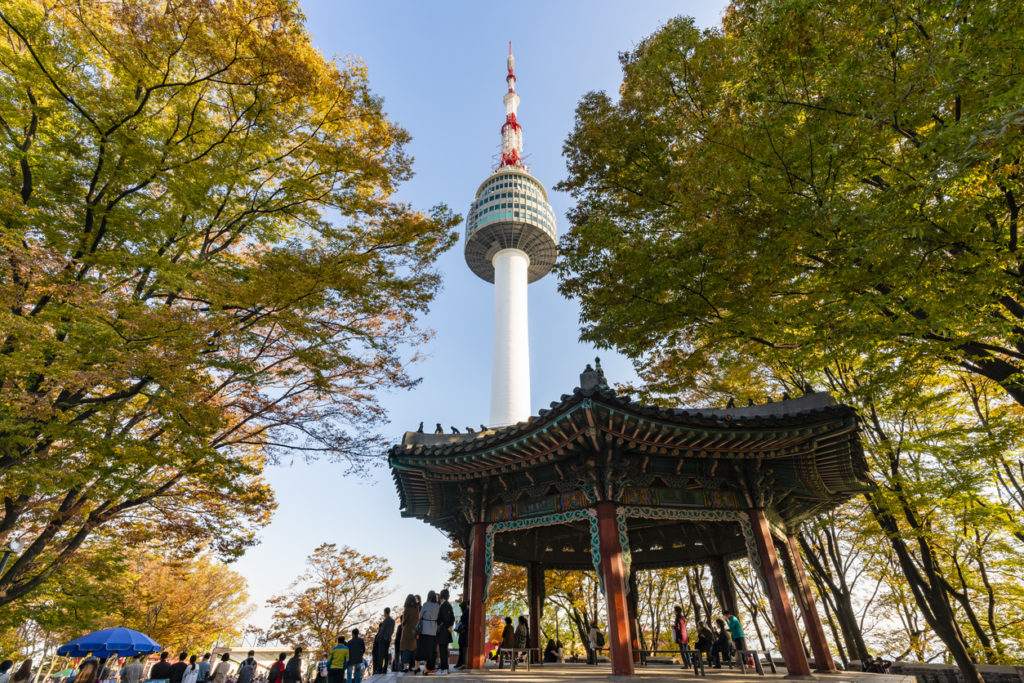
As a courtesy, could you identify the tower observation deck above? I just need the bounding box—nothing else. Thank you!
[465,44,557,427]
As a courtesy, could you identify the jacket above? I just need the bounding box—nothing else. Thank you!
[329,644,349,670]
[267,661,284,683]
[437,602,455,644]
[150,662,172,680]
[347,637,365,666]
[211,662,231,683]
[673,615,689,644]
[400,605,419,650]
[377,616,395,645]
[514,623,528,649]
[283,656,301,683]
[418,601,440,637]
[501,624,515,648]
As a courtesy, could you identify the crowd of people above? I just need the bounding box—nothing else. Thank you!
[672,607,750,668]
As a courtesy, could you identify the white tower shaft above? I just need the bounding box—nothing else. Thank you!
[490,248,531,426]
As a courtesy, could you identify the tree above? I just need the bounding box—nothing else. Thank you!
[267,544,391,656]
[0,0,457,606]
[558,2,1024,407]
[557,3,1024,679]
[2,548,251,656]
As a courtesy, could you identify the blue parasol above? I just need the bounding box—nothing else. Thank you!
[57,627,161,658]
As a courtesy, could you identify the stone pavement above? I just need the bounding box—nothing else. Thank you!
[362,662,916,683]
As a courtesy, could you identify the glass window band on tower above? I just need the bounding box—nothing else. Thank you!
[464,167,558,284]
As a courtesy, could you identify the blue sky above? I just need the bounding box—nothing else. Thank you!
[232,0,731,629]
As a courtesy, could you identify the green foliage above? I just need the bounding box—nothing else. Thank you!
[558,1,1024,405]
[0,0,457,607]
[557,0,1024,671]
[1,548,250,657]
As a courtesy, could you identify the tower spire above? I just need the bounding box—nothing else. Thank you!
[500,40,523,168]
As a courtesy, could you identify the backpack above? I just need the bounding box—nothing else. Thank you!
[239,661,256,678]
[595,630,605,648]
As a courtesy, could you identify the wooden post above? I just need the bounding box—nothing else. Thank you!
[747,509,811,677]
[596,502,635,676]
[462,538,471,603]
[784,535,837,672]
[709,555,737,615]
[627,571,642,663]
[527,561,544,662]
[467,522,488,670]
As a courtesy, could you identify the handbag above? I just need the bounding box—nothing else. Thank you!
[414,620,423,636]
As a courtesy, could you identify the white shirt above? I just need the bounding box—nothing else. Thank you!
[182,666,199,683]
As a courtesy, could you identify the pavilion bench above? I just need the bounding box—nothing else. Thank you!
[635,647,706,676]
[498,647,543,671]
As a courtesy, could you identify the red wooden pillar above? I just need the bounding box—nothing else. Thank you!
[626,571,642,663]
[747,509,811,677]
[596,502,635,676]
[467,522,488,670]
[709,555,737,615]
[527,561,544,661]
[784,535,837,672]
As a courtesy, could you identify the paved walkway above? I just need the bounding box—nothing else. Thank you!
[363,662,915,683]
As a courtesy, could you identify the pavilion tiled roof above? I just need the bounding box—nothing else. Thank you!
[389,379,872,540]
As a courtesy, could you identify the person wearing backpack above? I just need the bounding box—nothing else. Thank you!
[267,654,286,683]
[236,652,257,683]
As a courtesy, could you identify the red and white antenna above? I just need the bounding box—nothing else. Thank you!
[500,41,523,168]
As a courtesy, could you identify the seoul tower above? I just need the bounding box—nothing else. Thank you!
[465,43,558,427]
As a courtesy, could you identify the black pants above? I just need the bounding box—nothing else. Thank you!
[438,640,449,671]
[455,634,466,668]
[327,669,345,683]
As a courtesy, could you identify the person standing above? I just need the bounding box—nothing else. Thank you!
[0,660,13,683]
[211,655,231,683]
[283,648,302,683]
[454,602,468,670]
[436,590,455,674]
[513,616,528,671]
[724,610,746,667]
[393,619,404,673]
[586,624,599,665]
[399,594,419,673]
[236,652,257,683]
[150,654,172,681]
[267,654,286,683]
[373,607,395,674]
[415,591,440,675]
[314,653,328,683]
[169,653,188,683]
[345,630,365,683]
[328,637,349,683]
[196,655,211,683]
[499,617,515,669]
[182,656,199,683]
[120,656,144,683]
[672,605,691,667]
